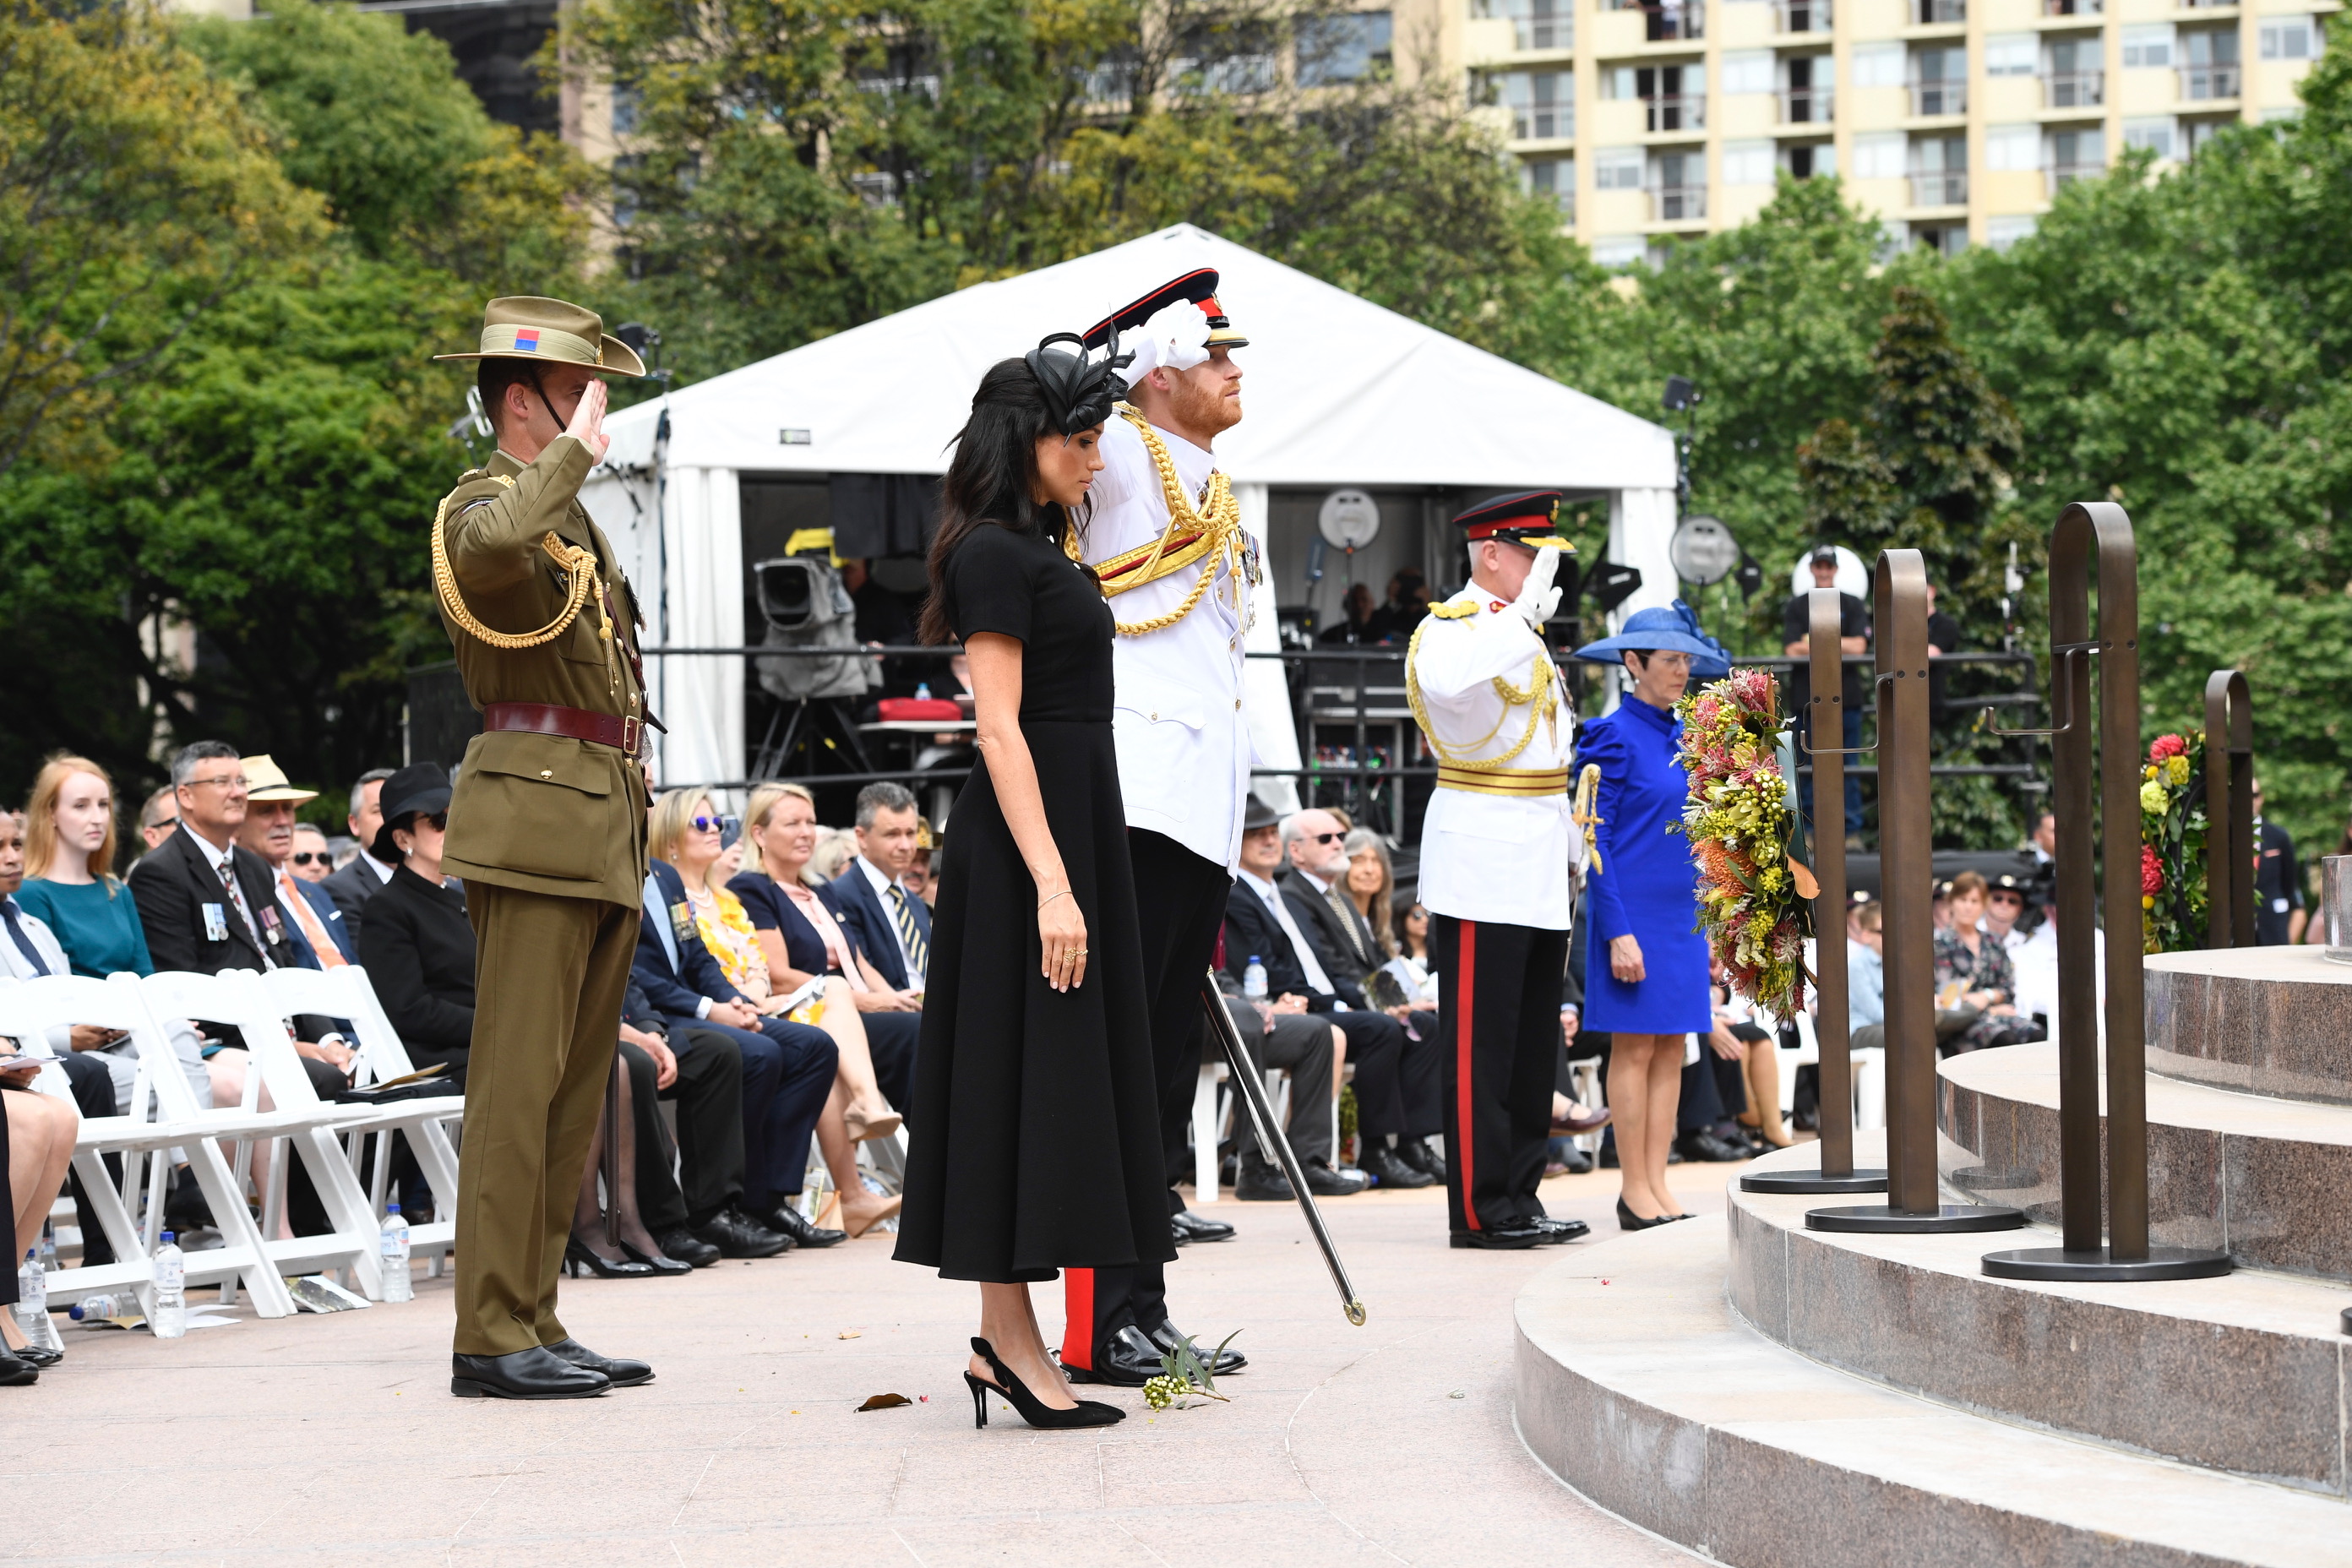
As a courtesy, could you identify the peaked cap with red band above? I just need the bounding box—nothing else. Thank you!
[1081,268,1250,354]
[1454,489,1572,549]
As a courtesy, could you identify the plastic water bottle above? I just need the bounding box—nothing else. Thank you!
[68,1294,122,1326]
[378,1204,413,1303]
[35,1228,57,1275]
[914,682,933,701]
[150,1233,187,1340]
[14,1250,59,1354]
[1244,956,1269,1002]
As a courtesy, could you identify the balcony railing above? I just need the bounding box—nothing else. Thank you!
[2043,69,2105,107]
[1910,170,1968,205]
[1775,0,1831,31]
[1917,0,1964,23]
[2041,0,2101,14]
[1513,14,1573,49]
[1511,105,1573,139]
[1650,183,1707,220]
[1643,93,1706,131]
[2177,0,2235,8]
[1778,86,1834,123]
[1619,0,1706,41]
[2180,64,2241,98]
[1908,79,1968,115]
[2044,161,2105,194]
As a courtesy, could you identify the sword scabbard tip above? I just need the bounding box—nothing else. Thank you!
[1345,1300,1367,1326]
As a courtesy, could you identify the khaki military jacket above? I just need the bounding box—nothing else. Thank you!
[434,435,651,906]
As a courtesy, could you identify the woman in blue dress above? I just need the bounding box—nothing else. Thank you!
[1574,607,1722,1229]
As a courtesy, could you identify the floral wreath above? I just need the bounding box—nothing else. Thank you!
[2139,731,2210,954]
[1674,668,1816,1022]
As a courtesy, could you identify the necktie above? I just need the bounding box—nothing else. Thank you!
[1260,884,1334,994]
[1324,882,1372,967]
[216,857,275,968]
[887,885,928,981]
[2,897,52,977]
[277,869,346,968]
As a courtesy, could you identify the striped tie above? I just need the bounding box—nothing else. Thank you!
[887,884,928,980]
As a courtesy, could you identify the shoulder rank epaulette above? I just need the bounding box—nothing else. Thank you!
[1429,602,1479,620]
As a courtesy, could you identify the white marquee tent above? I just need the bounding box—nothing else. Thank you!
[580,223,1681,792]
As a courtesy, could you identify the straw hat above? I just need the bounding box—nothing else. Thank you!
[240,754,318,805]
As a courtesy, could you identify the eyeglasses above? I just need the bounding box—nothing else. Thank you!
[186,775,247,792]
[291,852,328,867]
[690,814,740,834]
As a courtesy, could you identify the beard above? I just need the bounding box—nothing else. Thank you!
[1168,364,1242,437]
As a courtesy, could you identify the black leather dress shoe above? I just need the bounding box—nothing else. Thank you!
[0,1346,37,1386]
[1304,1159,1370,1196]
[1533,1217,1592,1244]
[1555,1149,1595,1176]
[15,1341,60,1369]
[693,1209,789,1259]
[1396,1139,1447,1182]
[1674,1129,1749,1164]
[1234,1155,1293,1201]
[544,1337,653,1387]
[651,1226,722,1268]
[450,1346,609,1399]
[1062,1324,1163,1387]
[1449,1222,1547,1250]
[1170,1209,1234,1244]
[765,1206,847,1249]
[1145,1320,1246,1375]
[1358,1144,1434,1189]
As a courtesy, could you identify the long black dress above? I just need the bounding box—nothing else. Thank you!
[893,519,1177,1283]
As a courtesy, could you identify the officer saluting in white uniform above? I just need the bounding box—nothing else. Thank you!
[1058,270,1259,1387]
[1407,491,1591,1250]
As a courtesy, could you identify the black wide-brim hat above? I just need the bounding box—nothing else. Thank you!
[373,762,454,863]
[1454,489,1571,550]
[1242,792,1280,832]
[1081,268,1249,352]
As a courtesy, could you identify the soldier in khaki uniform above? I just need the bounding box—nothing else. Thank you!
[431,297,656,1399]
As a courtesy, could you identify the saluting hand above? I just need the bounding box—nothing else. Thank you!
[566,375,611,462]
[1513,546,1563,630]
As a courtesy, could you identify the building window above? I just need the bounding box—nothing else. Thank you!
[1781,55,1831,123]
[1174,20,1280,95]
[2180,28,2240,99]
[1723,139,1777,185]
[1851,41,1904,88]
[1591,234,1650,267]
[1721,50,1775,95]
[1522,155,1576,217]
[1910,46,1967,115]
[1298,12,1394,84]
[1594,146,1647,190]
[1986,215,2038,252]
[1608,0,1707,44]
[2044,38,2105,108]
[1608,65,1706,131]
[1910,223,1965,257]
[2123,117,2177,159]
[2121,25,2175,68]
[2046,127,2105,193]
[1852,131,1907,180]
[1984,34,2037,77]
[1494,70,1574,138]
[1916,0,1963,22]
[1475,0,1572,52]
[1652,150,1705,220]
[1909,135,1967,205]
[1782,141,1835,179]
[2260,17,2318,59]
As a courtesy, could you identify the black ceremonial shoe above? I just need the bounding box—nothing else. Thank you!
[1532,1217,1591,1244]
[1145,1320,1246,1375]
[651,1226,722,1268]
[1233,1154,1294,1202]
[1061,1324,1163,1388]
[544,1337,653,1388]
[0,1345,38,1385]
[1449,1222,1547,1250]
[1396,1139,1447,1183]
[695,1208,791,1259]
[1358,1144,1434,1189]
[450,1346,609,1400]
[1674,1130,1749,1164]
[1170,1209,1235,1244]
[15,1341,60,1369]
[1304,1159,1371,1196]
[765,1206,847,1249]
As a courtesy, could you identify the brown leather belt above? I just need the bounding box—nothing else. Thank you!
[482,702,642,758]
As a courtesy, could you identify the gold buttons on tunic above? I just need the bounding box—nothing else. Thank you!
[540,770,553,779]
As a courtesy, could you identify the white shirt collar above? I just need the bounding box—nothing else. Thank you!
[361,852,395,884]
[856,854,900,900]
[1239,868,1281,899]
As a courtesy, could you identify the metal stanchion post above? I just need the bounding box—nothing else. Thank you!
[1807,550,2024,1234]
[1982,504,2231,1282]
[1744,586,1887,1195]
[2203,671,2253,950]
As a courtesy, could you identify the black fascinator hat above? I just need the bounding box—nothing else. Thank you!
[1023,332,1130,437]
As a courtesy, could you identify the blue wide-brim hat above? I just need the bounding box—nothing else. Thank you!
[1572,602,1731,680]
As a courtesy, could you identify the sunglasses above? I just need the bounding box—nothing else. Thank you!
[291,852,329,867]
[1303,831,1345,847]
[399,811,449,833]
[690,814,741,834]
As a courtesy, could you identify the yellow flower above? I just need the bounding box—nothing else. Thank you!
[2138,780,2169,816]
[2144,764,2159,782]
[2164,754,2190,787]
[2142,894,2155,909]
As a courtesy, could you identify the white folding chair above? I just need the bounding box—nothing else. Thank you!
[138,970,388,1299]
[1191,1059,1228,1201]
[0,973,300,1317]
[257,965,464,1272]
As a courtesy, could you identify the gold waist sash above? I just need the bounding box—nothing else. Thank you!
[1435,763,1571,798]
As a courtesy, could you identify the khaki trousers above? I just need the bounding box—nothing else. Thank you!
[452,883,638,1357]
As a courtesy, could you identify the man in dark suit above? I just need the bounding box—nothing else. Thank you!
[822,782,930,998]
[1276,808,1446,1189]
[616,978,785,1260]
[634,856,841,1250]
[321,766,398,941]
[1223,807,1433,1192]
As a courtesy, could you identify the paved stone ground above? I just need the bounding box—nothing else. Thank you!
[8,1160,1754,1566]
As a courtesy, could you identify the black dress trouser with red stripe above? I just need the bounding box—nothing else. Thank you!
[1061,829,1232,1371]
[1432,915,1568,1236]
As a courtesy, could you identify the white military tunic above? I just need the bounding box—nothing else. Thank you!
[1079,413,1252,874]
[1408,587,1581,931]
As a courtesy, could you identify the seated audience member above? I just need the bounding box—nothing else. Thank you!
[356,765,473,1084]
[1223,799,1434,1191]
[137,787,179,852]
[808,829,857,885]
[1848,900,1885,1054]
[1277,808,1446,1184]
[0,1038,79,1376]
[1209,959,1365,1200]
[823,782,932,999]
[1983,874,2030,950]
[735,781,919,1116]
[636,795,843,1250]
[1707,956,1789,1153]
[321,767,399,942]
[561,1032,694,1277]
[237,755,356,966]
[1392,896,1438,1008]
[1935,870,2041,1053]
[289,824,334,884]
[904,837,936,907]
[618,977,786,1261]
[666,791,902,1238]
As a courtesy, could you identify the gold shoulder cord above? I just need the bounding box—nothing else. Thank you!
[430,474,616,661]
[1093,406,1246,639]
[1404,614,1560,772]
[1571,762,1604,873]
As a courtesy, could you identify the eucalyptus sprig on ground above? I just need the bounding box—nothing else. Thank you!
[1141,1329,1242,1411]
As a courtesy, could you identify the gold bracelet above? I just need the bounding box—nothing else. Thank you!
[1039,890,1072,911]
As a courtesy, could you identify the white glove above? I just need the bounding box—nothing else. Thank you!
[1512,546,1563,630]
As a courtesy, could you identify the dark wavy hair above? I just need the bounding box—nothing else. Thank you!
[918,356,1098,645]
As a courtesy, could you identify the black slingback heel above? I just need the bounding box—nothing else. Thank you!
[966,1337,1124,1429]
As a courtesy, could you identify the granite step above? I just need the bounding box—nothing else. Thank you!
[2147,946,2352,1106]
[1733,1135,2352,1493]
[1941,1039,2352,1283]
[1515,1215,2352,1568]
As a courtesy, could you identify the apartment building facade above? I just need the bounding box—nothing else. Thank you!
[1396,0,2338,258]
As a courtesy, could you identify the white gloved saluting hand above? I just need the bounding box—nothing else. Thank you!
[1511,545,1564,631]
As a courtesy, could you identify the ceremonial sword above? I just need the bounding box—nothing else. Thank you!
[1197,971,1368,1326]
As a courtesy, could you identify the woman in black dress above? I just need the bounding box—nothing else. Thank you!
[893,335,1173,1430]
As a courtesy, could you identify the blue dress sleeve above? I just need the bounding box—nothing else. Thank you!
[1578,715,1636,944]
